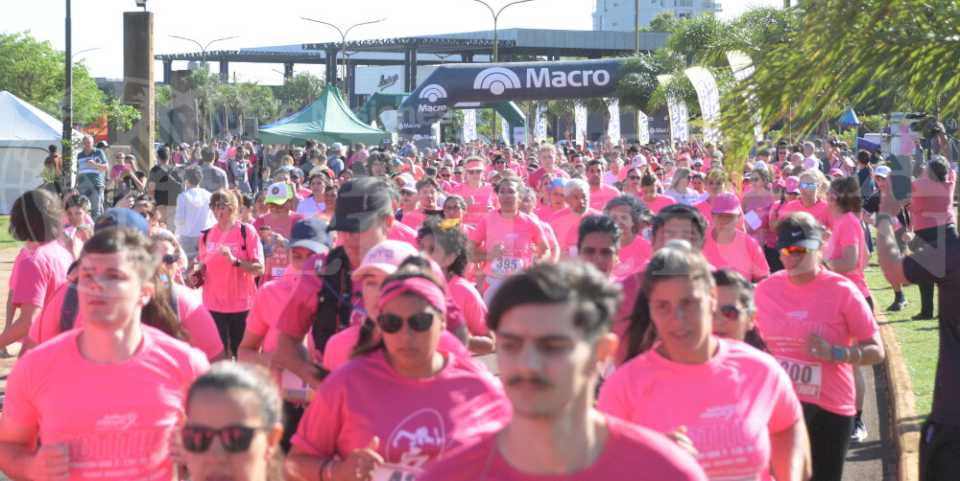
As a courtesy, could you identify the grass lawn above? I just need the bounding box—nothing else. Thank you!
[865,258,939,417]
[0,216,20,250]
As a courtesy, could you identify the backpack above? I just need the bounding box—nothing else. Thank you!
[152,164,184,205]
[60,281,180,333]
[311,246,354,355]
[188,224,249,287]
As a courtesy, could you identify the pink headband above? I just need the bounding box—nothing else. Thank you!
[378,277,447,315]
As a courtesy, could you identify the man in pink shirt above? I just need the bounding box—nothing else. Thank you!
[420,262,707,481]
[0,227,208,481]
[527,143,570,189]
[604,195,654,280]
[586,159,621,210]
[551,179,602,255]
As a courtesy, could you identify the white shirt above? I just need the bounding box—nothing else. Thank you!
[175,187,216,237]
[295,196,326,218]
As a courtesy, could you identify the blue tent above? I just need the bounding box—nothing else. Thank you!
[839,108,861,128]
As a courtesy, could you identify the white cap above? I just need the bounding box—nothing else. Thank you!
[874,165,891,178]
[352,240,419,280]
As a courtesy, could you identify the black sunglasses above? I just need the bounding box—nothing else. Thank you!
[718,304,742,321]
[182,425,265,453]
[377,312,434,334]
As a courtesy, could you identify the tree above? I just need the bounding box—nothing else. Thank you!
[277,73,325,113]
[0,32,139,130]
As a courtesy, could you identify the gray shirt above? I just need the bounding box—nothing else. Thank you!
[199,163,229,193]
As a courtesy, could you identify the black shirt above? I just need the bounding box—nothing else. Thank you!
[148,164,183,206]
[903,225,960,426]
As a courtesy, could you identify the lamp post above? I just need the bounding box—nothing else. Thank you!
[62,0,73,190]
[169,35,238,141]
[470,0,534,63]
[300,17,385,99]
[635,0,640,55]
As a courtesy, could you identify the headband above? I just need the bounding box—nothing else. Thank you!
[378,277,447,315]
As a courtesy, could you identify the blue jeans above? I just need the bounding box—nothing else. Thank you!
[77,174,104,219]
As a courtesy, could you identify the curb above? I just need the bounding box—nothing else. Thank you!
[878,317,920,481]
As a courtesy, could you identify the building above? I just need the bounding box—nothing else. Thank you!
[593,0,722,31]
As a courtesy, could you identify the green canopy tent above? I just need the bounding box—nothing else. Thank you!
[258,85,390,145]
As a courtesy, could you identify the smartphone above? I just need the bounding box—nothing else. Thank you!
[886,155,913,202]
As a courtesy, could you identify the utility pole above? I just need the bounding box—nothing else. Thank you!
[300,17,385,101]
[635,0,641,55]
[62,0,73,190]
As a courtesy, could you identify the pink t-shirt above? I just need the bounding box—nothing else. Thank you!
[702,230,770,282]
[254,212,304,239]
[30,282,225,361]
[910,174,957,232]
[642,194,677,214]
[400,210,428,230]
[10,241,72,308]
[741,191,776,247]
[614,236,653,280]
[456,184,496,225]
[292,350,510,476]
[246,271,302,355]
[824,212,870,299]
[754,269,878,415]
[448,275,488,336]
[4,326,208,481]
[528,167,570,193]
[199,222,264,313]
[589,184,621,211]
[598,339,802,481]
[551,207,603,253]
[418,414,708,481]
[388,221,419,247]
[470,212,546,278]
[534,204,564,223]
[776,199,833,229]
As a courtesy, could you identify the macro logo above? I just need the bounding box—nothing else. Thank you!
[474,67,522,96]
[419,84,448,103]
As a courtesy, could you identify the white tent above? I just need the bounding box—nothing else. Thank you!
[0,91,83,213]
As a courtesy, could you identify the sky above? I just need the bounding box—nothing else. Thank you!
[2,0,782,85]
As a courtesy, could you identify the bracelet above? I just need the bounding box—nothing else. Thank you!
[830,346,847,363]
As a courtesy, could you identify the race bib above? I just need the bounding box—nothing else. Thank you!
[491,257,523,276]
[272,267,286,278]
[777,356,822,399]
[371,463,422,481]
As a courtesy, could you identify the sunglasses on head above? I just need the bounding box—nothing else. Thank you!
[181,425,265,453]
[377,312,434,334]
[780,245,811,257]
[718,304,742,321]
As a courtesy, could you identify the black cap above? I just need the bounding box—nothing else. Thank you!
[290,218,332,253]
[327,177,391,233]
[776,222,823,250]
[95,208,149,236]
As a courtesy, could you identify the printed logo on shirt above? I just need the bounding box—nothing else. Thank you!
[699,404,736,421]
[95,413,139,431]
[385,409,447,469]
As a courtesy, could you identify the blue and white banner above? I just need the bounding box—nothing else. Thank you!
[575,102,588,146]
[658,75,689,143]
[462,109,477,143]
[607,98,621,145]
[684,67,722,144]
[637,110,650,145]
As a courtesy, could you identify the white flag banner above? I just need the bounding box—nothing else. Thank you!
[607,98,621,145]
[462,109,477,143]
[657,75,689,143]
[637,110,650,145]
[575,102,588,146]
[726,50,764,142]
[684,66,722,144]
[501,116,511,146]
[535,103,548,143]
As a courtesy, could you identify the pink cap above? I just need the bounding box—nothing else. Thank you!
[352,240,419,280]
[711,192,742,215]
[785,176,801,194]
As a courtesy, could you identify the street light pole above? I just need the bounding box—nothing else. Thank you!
[471,0,534,63]
[62,0,73,190]
[301,17,385,100]
[169,35,238,141]
[635,0,641,55]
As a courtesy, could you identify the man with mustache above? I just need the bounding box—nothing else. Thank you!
[419,262,707,481]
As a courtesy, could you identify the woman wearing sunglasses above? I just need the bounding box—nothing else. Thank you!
[454,157,496,226]
[712,269,767,351]
[775,170,833,230]
[755,212,884,481]
[286,262,509,481]
[639,171,677,214]
[599,242,811,481]
[181,362,284,481]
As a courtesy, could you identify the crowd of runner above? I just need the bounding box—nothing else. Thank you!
[1,130,958,481]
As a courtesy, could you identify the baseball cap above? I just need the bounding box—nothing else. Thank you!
[785,176,801,194]
[777,221,823,250]
[711,193,742,215]
[351,240,419,280]
[874,165,891,178]
[290,218,332,254]
[396,173,417,193]
[327,177,392,233]
[265,182,294,205]
[95,208,149,236]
